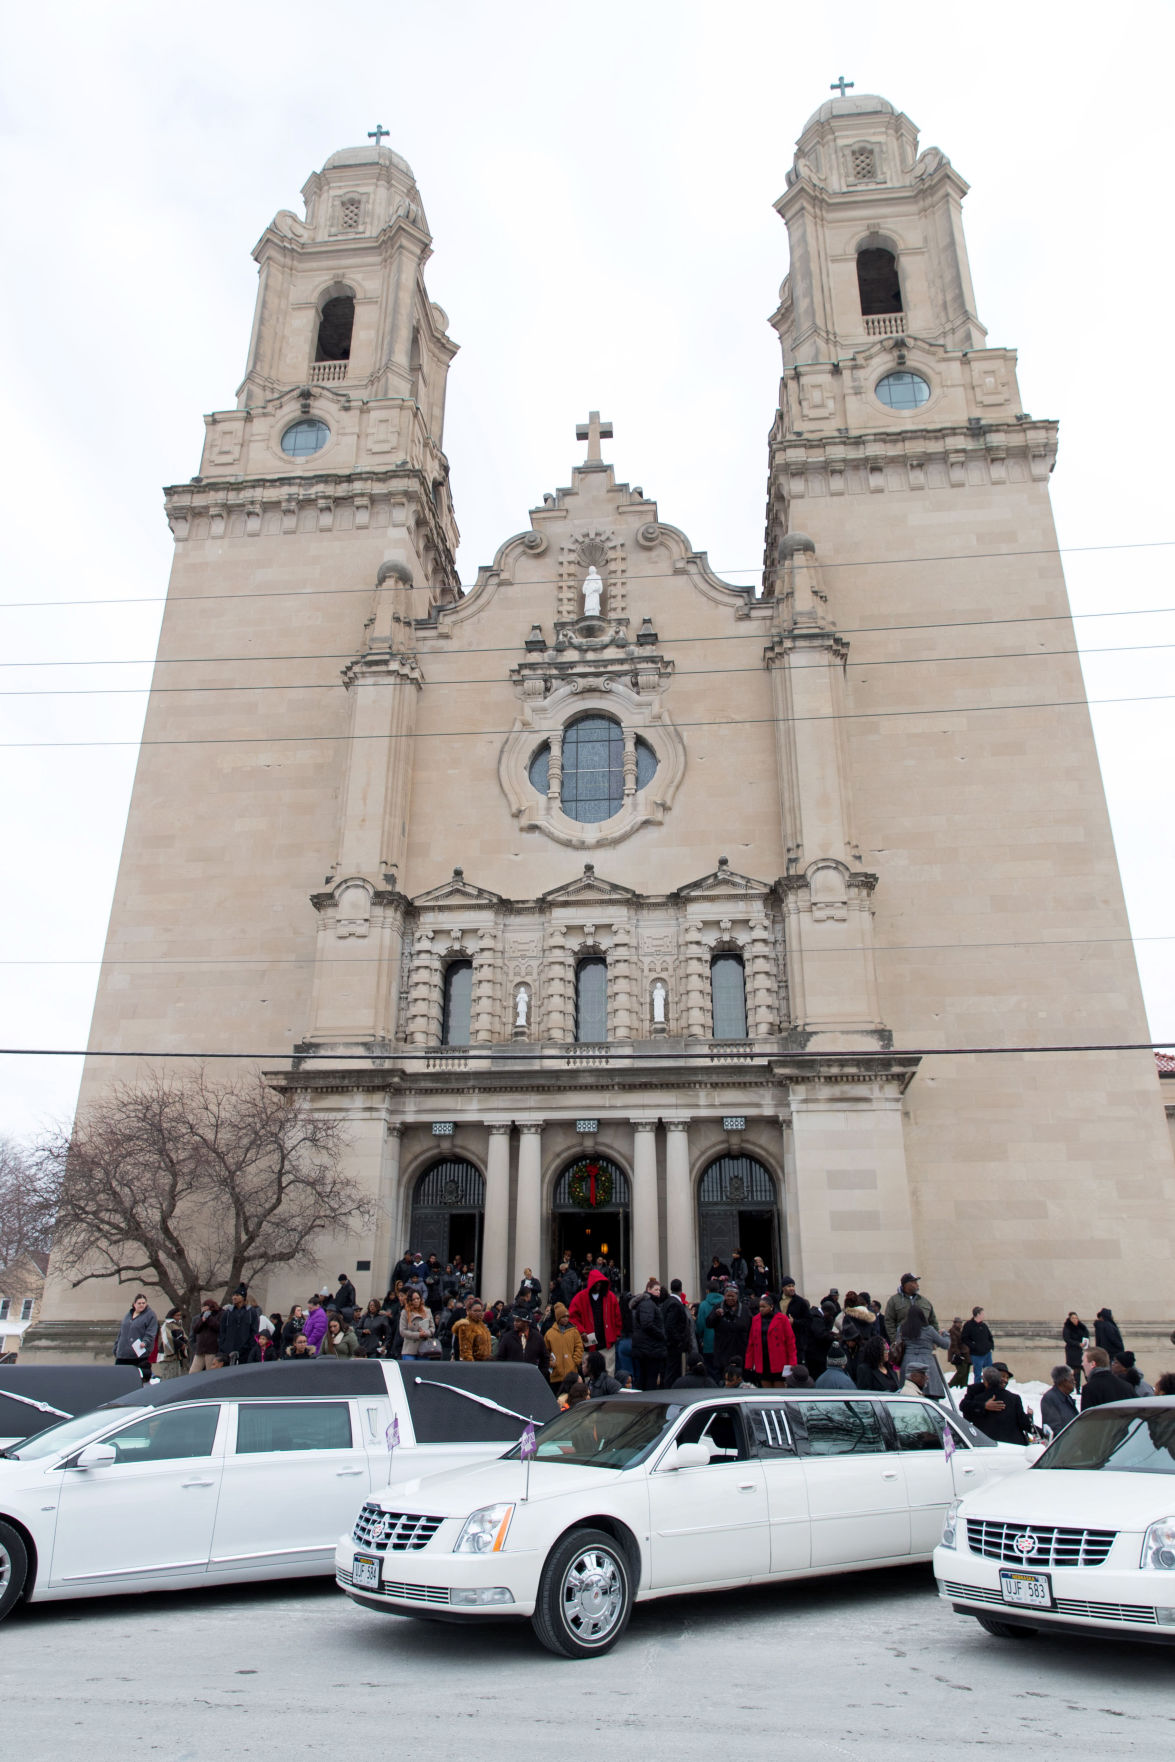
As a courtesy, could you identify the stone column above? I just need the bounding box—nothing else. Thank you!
[683,925,708,1039]
[481,1124,512,1304]
[630,1121,660,1287]
[513,1123,544,1291]
[664,1119,696,1292]
[371,1122,404,1296]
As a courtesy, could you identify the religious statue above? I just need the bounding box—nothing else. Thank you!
[581,566,603,618]
[651,979,667,1025]
[515,985,530,1028]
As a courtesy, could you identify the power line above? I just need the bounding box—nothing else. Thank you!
[2,1041,1173,1062]
[1,638,1172,699]
[4,603,1175,671]
[1,535,1173,613]
[2,934,1172,968]
[1,690,1172,751]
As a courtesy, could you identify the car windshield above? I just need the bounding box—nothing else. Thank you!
[7,1410,118,1462]
[1035,1408,1175,1475]
[507,1400,675,1470]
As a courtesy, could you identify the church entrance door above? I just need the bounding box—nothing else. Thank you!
[407,1159,485,1282]
[550,1157,630,1290]
[697,1155,783,1288]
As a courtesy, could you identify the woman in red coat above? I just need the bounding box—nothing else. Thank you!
[744,1295,797,1387]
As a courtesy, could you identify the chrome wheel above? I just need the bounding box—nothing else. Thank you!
[0,1519,28,1623]
[0,1542,10,1596]
[560,1545,625,1645]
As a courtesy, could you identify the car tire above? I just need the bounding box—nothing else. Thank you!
[0,1521,29,1622]
[975,1614,1038,1639]
[531,1527,633,1658]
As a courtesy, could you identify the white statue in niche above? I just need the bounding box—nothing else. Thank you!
[581,566,604,617]
[651,979,668,1024]
[515,985,530,1028]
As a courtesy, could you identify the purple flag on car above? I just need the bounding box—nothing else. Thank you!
[520,1420,537,1461]
[943,1423,955,1463]
[385,1416,401,1454]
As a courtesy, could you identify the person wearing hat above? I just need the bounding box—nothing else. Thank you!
[815,1340,856,1389]
[884,1273,939,1346]
[961,1365,1032,1443]
[217,1285,260,1365]
[544,1303,585,1388]
[246,1315,279,1363]
[1112,1351,1155,1398]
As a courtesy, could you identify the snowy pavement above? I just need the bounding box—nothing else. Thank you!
[3,1567,1173,1760]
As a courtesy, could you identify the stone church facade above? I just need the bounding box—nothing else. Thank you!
[41,93,1175,1342]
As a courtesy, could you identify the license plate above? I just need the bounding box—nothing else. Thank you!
[999,1569,1052,1608]
[352,1554,381,1591]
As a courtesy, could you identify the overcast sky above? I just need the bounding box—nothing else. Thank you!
[2,1,1172,1142]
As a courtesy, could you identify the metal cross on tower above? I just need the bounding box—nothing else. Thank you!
[575,410,614,463]
[367,124,391,147]
[829,76,855,97]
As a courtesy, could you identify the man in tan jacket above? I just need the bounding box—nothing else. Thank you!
[544,1303,585,1388]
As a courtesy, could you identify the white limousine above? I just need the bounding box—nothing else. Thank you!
[336,1389,1030,1657]
[0,1359,555,1624]
[934,1396,1175,1645]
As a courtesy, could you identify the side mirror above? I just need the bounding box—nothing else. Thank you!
[74,1443,117,1469]
[666,1442,713,1472]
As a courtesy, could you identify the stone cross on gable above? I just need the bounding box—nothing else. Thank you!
[575,410,613,463]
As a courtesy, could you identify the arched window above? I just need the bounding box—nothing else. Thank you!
[575,957,607,1043]
[561,716,623,823]
[441,959,473,1046]
[315,295,354,362]
[711,953,747,1040]
[856,247,902,317]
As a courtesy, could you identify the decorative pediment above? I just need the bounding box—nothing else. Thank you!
[412,868,504,910]
[540,863,639,907]
[674,858,771,901]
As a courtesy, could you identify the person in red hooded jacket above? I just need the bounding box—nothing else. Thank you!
[569,1268,623,1377]
[744,1294,797,1388]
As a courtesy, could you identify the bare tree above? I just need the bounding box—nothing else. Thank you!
[37,1068,369,1317]
[0,1137,60,1268]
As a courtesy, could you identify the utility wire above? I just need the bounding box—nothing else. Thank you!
[1,535,1173,612]
[4,604,1175,671]
[1,639,1173,698]
[1,690,1172,750]
[2,1041,1173,1062]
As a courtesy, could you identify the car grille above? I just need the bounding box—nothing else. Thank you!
[337,1565,451,1604]
[966,1519,1116,1567]
[941,1581,1160,1626]
[352,1501,444,1552]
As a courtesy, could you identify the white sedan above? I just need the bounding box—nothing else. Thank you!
[934,1395,1175,1645]
[336,1389,1029,1656]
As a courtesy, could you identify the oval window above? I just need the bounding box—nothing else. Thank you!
[875,372,931,411]
[281,418,331,457]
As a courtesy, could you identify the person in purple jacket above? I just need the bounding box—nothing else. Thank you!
[304,1294,329,1354]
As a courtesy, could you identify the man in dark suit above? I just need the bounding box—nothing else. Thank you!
[1080,1346,1135,1409]
[961,1365,1032,1444]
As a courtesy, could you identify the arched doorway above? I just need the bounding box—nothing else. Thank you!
[550,1156,630,1287]
[697,1154,782,1287]
[408,1158,485,1274]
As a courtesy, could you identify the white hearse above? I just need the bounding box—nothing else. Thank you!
[0,1358,555,1624]
[336,1388,1030,1657]
[935,1395,1175,1645]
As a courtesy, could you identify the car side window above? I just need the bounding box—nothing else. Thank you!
[791,1399,886,1457]
[675,1404,747,1462]
[106,1404,220,1465]
[747,1404,797,1457]
[235,1401,354,1454]
[889,1401,959,1452]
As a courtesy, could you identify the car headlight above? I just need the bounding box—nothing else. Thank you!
[1142,1518,1175,1570]
[941,1499,962,1550]
[453,1503,515,1555]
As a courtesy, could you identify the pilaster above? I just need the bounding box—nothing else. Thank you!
[482,1123,512,1305]
[513,1124,544,1290]
[630,1121,660,1286]
[664,1119,695,1291]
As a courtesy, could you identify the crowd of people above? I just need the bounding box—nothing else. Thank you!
[111,1253,1174,1436]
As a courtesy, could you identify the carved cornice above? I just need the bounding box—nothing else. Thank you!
[767,417,1059,500]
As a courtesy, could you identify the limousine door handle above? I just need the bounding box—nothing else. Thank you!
[336,1468,365,1477]
[881,1470,899,1480]
[182,1479,215,1489]
[738,1482,757,1492]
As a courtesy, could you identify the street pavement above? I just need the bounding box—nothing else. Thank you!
[3,1565,1173,1760]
